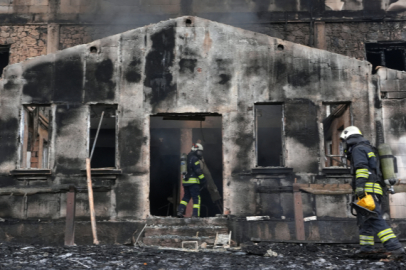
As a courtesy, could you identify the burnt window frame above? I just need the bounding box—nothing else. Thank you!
[254,103,285,167]
[366,42,406,74]
[18,104,53,170]
[0,45,10,77]
[321,102,352,169]
[88,104,119,169]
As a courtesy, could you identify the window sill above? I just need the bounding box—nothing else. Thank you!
[80,168,122,180]
[251,167,293,175]
[322,168,351,176]
[10,169,52,180]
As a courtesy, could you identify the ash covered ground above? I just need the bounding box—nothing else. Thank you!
[0,242,405,269]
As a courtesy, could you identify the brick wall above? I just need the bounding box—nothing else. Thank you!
[0,26,47,65]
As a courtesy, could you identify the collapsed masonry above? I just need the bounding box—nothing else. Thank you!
[0,16,406,246]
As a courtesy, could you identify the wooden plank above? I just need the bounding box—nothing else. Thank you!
[296,183,406,195]
[293,184,305,241]
[298,184,352,195]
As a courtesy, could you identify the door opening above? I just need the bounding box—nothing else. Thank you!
[150,115,223,217]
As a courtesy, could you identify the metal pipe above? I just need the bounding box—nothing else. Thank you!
[90,111,104,160]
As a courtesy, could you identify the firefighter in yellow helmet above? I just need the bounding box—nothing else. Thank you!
[340,126,404,255]
[177,143,206,218]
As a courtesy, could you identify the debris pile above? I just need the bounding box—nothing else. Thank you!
[0,242,405,269]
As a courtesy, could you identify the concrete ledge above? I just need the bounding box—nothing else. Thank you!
[0,220,146,246]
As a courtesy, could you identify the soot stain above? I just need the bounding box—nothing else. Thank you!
[231,114,254,174]
[144,25,177,111]
[54,104,83,137]
[252,0,272,11]
[85,58,115,102]
[288,64,320,88]
[54,55,83,103]
[119,120,147,173]
[216,59,233,87]
[219,74,231,85]
[22,62,53,102]
[389,112,406,138]
[54,157,83,174]
[284,99,319,149]
[245,58,265,77]
[179,59,197,74]
[0,118,18,167]
[275,59,287,82]
[125,58,142,83]
[116,180,140,213]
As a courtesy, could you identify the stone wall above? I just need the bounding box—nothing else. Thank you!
[0,26,47,65]
[239,23,312,47]
[325,21,406,60]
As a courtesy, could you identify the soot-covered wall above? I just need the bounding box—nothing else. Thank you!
[0,16,375,220]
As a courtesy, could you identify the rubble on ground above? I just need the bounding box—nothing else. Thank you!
[0,242,405,269]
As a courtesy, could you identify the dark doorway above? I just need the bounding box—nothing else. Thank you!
[0,45,9,77]
[150,115,223,217]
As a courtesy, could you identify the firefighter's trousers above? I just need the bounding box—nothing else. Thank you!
[359,194,402,251]
[178,184,201,217]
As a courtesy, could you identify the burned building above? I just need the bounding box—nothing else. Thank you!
[1,2,406,246]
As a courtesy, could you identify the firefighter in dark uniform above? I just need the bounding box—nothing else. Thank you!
[340,126,405,255]
[177,143,206,218]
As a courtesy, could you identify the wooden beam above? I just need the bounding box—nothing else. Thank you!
[298,184,352,195]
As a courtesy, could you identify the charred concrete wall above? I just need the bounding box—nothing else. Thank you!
[0,17,377,224]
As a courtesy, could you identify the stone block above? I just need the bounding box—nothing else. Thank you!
[32,0,48,5]
[0,6,11,13]
[29,5,48,13]
[59,0,80,13]
[386,67,398,80]
[386,92,406,99]
[0,0,11,5]
[380,79,400,92]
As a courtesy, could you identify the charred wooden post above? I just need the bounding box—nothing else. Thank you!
[293,183,305,241]
[64,185,77,246]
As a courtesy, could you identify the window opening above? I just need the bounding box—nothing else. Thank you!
[322,103,350,167]
[89,105,117,168]
[366,42,406,73]
[255,104,283,167]
[20,105,51,169]
[0,45,9,77]
[150,115,223,217]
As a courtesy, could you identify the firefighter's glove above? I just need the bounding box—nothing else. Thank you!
[355,187,366,199]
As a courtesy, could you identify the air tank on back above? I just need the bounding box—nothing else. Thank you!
[378,143,397,181]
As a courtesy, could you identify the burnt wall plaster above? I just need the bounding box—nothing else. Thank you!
[0,17,377,223]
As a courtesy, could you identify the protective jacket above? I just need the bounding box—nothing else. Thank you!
[346,135,402,251]
[346,136,383,195]
[183,151,206,186]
